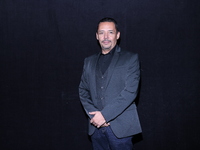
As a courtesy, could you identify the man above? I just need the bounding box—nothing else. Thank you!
[79,17,142,150]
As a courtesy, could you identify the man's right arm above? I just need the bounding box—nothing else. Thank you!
[79,58,98,119]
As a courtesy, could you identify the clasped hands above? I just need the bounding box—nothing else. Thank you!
[89,111,110,128]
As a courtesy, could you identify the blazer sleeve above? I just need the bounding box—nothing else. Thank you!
[79,58,99,119]
[101,53,140,122]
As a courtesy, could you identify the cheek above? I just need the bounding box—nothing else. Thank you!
[111,38,117,43]
[100,37,105,42]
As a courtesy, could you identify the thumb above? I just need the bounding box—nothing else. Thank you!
[89,111,96,115]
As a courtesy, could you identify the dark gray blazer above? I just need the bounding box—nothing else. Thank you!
[79,46,142,138]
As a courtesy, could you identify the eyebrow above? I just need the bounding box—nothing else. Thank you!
[98,30,115,32]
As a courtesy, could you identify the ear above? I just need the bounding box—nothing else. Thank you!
[96,33,99,40]
[117,32,120,40]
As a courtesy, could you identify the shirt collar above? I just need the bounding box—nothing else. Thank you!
[101,45,116,56]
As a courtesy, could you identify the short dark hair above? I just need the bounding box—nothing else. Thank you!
[97,17,119,33]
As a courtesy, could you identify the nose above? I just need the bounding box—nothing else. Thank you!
[104,32,108,39]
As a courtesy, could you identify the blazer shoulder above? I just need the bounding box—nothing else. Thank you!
[120,49,139,59]
[84,53,98,62]
[83,53,99,68]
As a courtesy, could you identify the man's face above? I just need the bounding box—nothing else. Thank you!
[96,22,120,53]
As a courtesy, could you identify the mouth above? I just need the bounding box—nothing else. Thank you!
[102,40,111,44]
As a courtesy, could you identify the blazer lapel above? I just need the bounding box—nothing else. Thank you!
[90,53,101,96]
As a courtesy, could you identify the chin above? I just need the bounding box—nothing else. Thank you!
[102,48,111,51]
[102,46,112,50]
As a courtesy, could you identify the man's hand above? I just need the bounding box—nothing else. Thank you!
[89,111,107,128]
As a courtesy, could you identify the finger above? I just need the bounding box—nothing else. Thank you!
[97,124,101,128]
[101,122,110,127]
[89,112,96,115]
[90,118,94,124]
[91,122,97,127]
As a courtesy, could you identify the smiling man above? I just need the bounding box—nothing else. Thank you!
[79,17,142,150]
[96,21,120,54]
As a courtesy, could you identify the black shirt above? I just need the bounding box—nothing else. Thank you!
[98,46,116,74]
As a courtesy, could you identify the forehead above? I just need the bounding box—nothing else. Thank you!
[98,22,116,31]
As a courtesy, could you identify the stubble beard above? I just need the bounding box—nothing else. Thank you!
[101,40,112,53]
[102,45,111,50]
[101,45,112,54]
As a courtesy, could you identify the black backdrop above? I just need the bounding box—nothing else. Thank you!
[1,0,200,150]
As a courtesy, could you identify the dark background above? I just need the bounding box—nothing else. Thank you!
[1,0,200,149]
